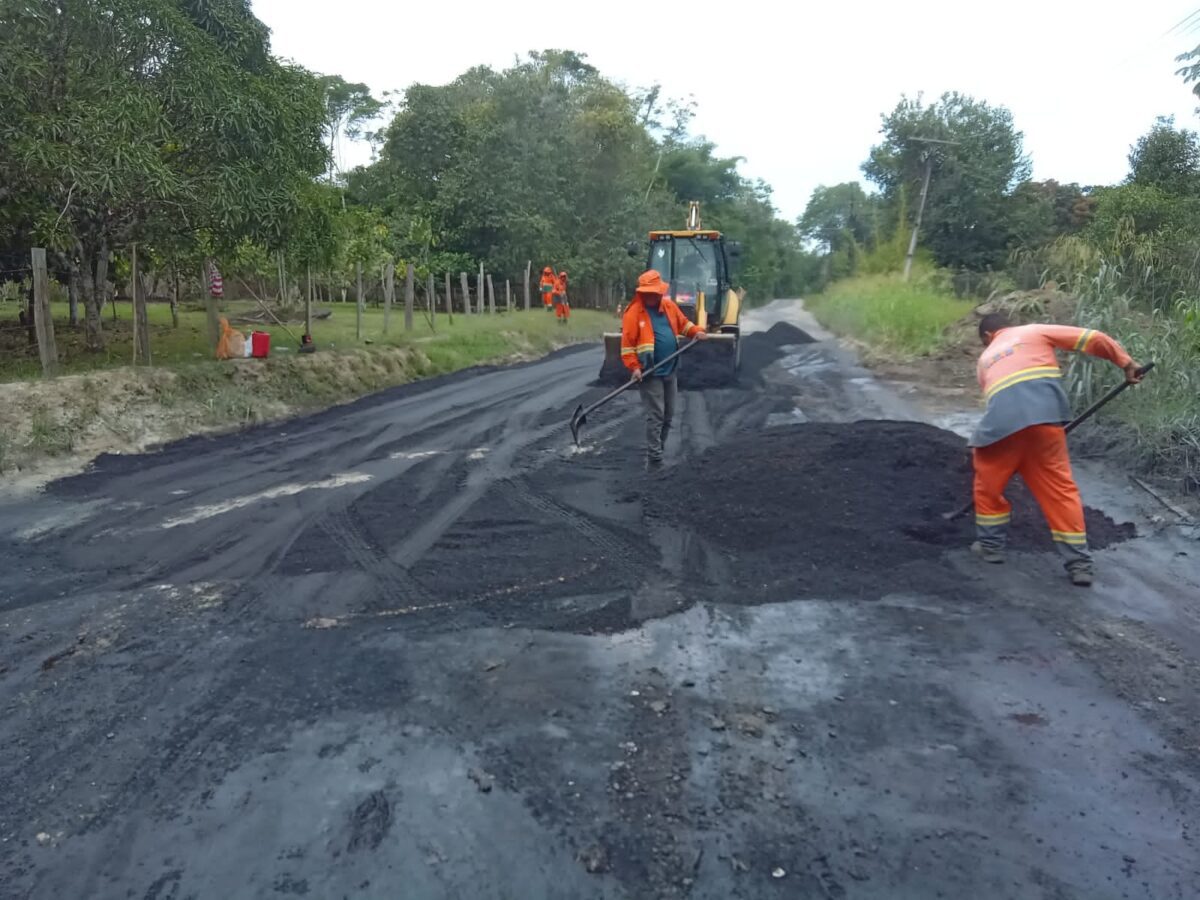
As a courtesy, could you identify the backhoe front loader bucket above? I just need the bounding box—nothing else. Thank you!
[678,329,740,388]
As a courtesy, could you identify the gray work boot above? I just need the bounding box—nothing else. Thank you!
[970,541,1006,564]
[1067,561,1094,587]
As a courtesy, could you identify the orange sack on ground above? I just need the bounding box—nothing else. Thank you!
[215,317,245,360]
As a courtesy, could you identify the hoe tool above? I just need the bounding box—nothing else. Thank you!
[570,341,700,446]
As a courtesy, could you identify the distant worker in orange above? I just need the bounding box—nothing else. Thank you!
[970,313,1142,586]
[621,270,708,468]
[554,270,570,323]
[539,266,556,311]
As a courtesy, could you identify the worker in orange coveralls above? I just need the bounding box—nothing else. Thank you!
[621,270,708,469]
[970,312,1142,586]
[539,266,556,310]
[554,270,570,323]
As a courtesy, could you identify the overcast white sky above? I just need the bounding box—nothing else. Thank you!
[253,0,1200,221]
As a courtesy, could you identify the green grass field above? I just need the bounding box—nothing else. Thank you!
[805,274,972,357]
[0,299,613,382]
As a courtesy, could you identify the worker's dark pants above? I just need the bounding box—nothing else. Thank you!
[639,375,677,463]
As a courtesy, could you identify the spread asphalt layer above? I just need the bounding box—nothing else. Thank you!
[1,301,1198,899]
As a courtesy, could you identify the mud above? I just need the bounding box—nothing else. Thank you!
[1,303,1197,900]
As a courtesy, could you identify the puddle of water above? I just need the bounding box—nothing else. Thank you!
[931,411,981,440]
[766,409,808,428]
[777,349,834,377]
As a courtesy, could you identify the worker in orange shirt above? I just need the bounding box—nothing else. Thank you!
[970,312,1142,586]
[554,270,570,323]
[539,266,556,311]
[621,270,708,468]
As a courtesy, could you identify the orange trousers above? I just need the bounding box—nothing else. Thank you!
[555,300,570,320]
[973,424,1089,560]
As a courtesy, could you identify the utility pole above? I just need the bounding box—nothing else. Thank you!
[903,136,959,281]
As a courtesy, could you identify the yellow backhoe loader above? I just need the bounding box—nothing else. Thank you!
[600,202,743,385]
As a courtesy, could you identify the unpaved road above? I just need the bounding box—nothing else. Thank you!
[2,301,1198,899]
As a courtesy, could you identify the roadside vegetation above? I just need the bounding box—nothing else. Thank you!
[805,267,971,357]
[0,306,607,476]
[798,86,1200,482]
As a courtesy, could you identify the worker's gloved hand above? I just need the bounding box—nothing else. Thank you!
[693,331,709,342]
[631,368,643,382]
[1124,362,1144,384]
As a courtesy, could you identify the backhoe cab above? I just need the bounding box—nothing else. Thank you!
[601,202,743,385]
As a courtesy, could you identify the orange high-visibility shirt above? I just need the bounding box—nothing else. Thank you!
[971,324,1133,447]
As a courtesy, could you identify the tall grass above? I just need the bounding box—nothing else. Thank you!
[1063,262,1200,476]
[806,270,972,356]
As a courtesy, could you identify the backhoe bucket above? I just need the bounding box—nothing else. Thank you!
[678,330,740,388]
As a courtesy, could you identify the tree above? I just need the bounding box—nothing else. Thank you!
[1008,180,1095,249]
[798,183,876,253]
[863,92,1031,270]
[317,75,384,181]
[0,0,327,350]
[1128,116,1200,196]
[347,50,811,302]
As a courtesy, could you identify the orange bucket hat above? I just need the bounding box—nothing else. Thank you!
[635,270,670,296]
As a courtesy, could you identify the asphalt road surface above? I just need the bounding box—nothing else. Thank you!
[2,301,1198,899]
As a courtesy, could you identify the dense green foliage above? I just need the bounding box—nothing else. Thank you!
[0,0,328,349]
[2,13,814,367]
[799,71,1200,475]
[348,51,815,303]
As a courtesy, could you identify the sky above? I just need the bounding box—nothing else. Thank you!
[252,0,1200,221]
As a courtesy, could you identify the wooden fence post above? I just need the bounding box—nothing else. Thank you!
[306,264,314,337]
[486,274,496,314]
[505,279,512,313]
[355,261,364,341]
[131,243,151,364]
[478,263,485,315]
[383,261,395,334]
[404,263,415,331]
[131,244,139,364]
[460,271,471,314]
[68,266,80,326]
[426,272,437,332]
[30,248,58,376]
[524,261,531,311]
[444,272,454,324]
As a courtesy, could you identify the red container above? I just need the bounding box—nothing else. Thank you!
[251,331,271,358]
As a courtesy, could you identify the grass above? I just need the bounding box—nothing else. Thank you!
[0,299,613,474]
[0,298,611,382]
[805,272,972,357]
[1064,269,1200,479]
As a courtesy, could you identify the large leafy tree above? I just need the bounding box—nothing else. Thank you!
[316,75,384,180]
[1008,180,1095,249]
[0,0,327,349]
[1127,116,1200,196]
[797,182,877,253]
[352,51,815,301]
[863,92,1030,270]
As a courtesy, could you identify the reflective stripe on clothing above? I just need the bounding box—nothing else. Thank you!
[970,323,1132,448]
[971,378,1073,448]
[983,365,1062,401]
[973,423,1090,566]
[619,296,700,373]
